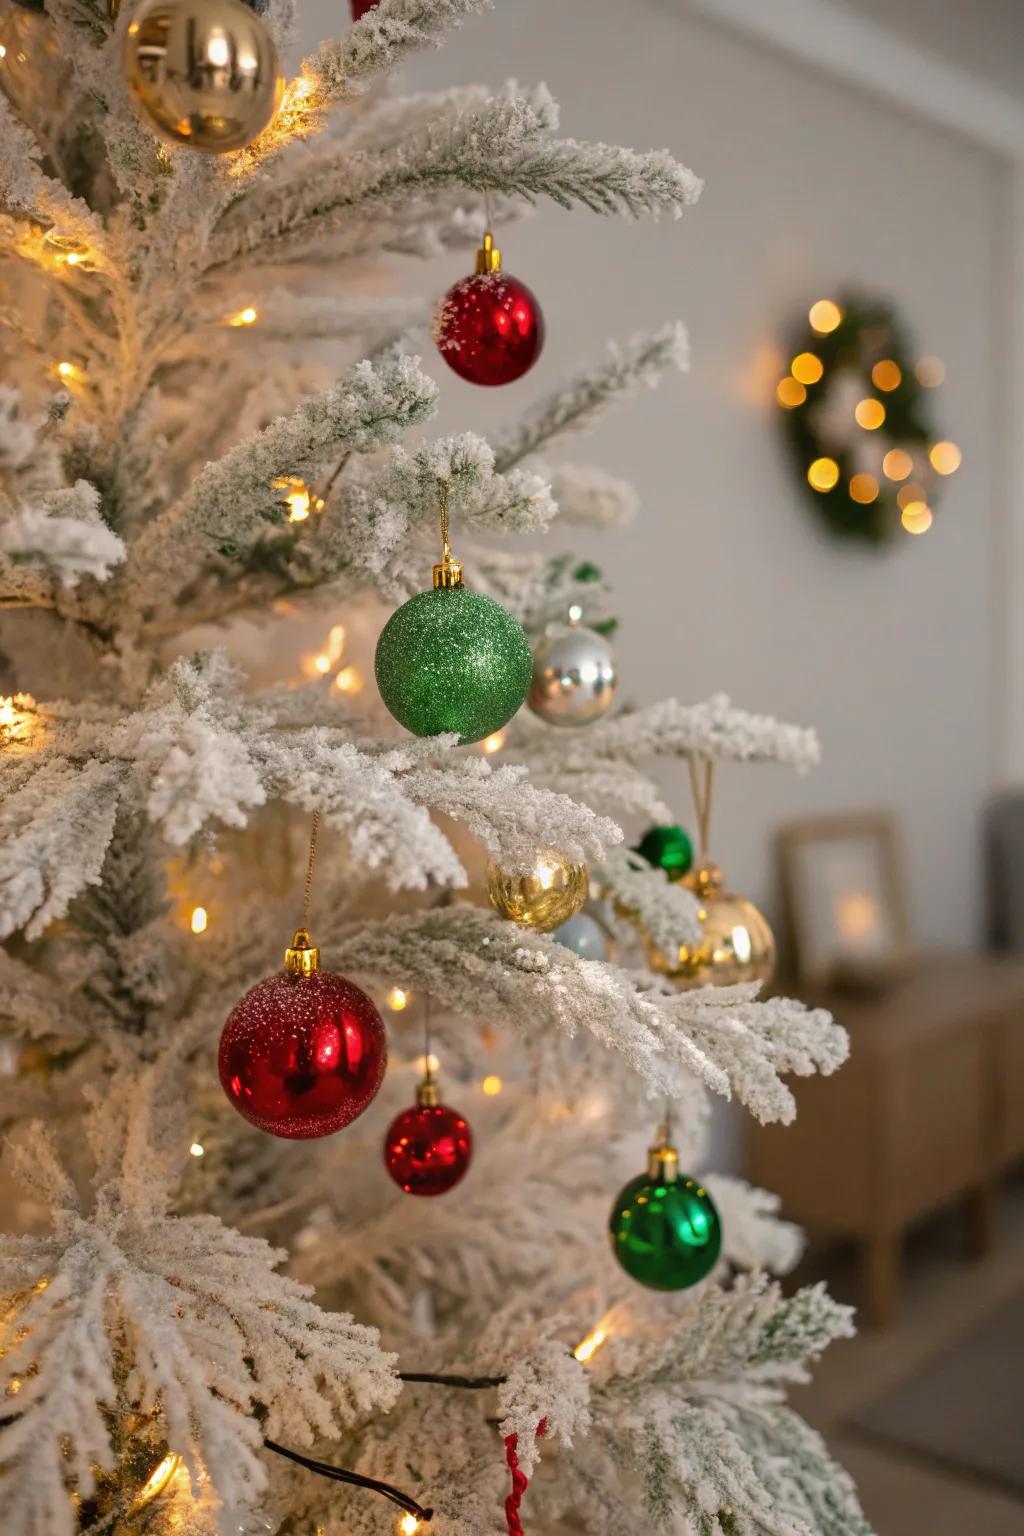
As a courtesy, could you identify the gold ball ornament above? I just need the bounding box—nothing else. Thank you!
[646,863,775,989]
[486,853,588,933]
[123,0,283,154]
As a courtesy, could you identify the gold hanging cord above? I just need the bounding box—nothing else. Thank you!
[285,809,322,975]
[418,997,439,1107]
[686,754,715,862]
[433,479,463,589]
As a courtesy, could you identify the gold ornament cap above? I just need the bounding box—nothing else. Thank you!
[284,928,320,976]
[647,1124,680,1182]
[416,1073,441,1108]
[433,557,464,589]
[475,231,502,274]
[686,861,724,898]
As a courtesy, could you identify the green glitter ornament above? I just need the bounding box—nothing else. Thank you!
[374,508,532,745]
[634,823,694,881]
[609,1128,721,1290]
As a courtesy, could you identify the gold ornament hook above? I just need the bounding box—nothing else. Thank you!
[284,928,320,976]
[647,1124,680,1182]
[475,231,502,274]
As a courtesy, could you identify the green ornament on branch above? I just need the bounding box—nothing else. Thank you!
[374,487,532,745]
[609,1129,721,1290]
[634,822,693,881]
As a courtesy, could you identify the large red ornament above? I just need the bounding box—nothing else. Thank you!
[219,930,386,1139]
[434,232,544,387]
[350,0,377,18]
[383,1077,472,1196]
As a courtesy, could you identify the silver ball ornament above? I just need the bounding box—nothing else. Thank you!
[553,910,609,961]
[527,618,617,726]
[123,0,283,155]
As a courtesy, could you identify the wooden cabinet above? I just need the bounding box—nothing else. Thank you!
[746,955,1024,1324]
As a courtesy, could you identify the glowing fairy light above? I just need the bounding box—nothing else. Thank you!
[398,1517,421,1535]
[386,987,409,1012]
[333,665,361,693]
[482,731,505,754]
[808,299,842,334]
[419,1053,440,1076]
[134,1452,182,1508]
[301,622,347,679]
[190,906,208,935]
[791,352,823,386]
[776,376,806,409]
[930,440,962,475]
[854,398,885,430]
[189,1142,205,1158]
[849,473,878,504]
[228,73,319,176]
[55,360,79,381]
[871,359,901,392]
[901,502,933,535]
[573,1322,609,1363]
[897,482,927,510]
[0,696,32,743]
[807,457,839,492]
[228,305,259,327]
[273,475,324,523]
[882,448,914,482]
[482,1075,503,1096]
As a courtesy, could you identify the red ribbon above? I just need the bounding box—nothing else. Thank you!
[503,1417,547,1536]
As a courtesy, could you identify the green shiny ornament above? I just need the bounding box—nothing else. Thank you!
[375,583,532,746]
[609,1138,721,1291]
[634,823,694,881]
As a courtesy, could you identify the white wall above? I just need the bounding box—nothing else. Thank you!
[299,0,1003,949]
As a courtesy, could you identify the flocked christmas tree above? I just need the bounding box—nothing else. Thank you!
[0,2,873,1533]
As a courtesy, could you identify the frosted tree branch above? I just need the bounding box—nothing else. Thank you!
[493,322,691,471]
[326,905,846,1112]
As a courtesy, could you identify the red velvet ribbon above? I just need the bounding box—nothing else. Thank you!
[503,1417,548,1536]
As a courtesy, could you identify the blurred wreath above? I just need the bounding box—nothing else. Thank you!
[777,292,961,544]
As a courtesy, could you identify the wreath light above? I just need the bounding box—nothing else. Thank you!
[777,292,960,542]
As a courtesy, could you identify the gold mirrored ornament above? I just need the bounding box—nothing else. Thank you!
[123,0,283,154]
[645,862,775,989]
[486,853,588,933]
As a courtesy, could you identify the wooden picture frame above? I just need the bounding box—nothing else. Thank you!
[776,812,913,988]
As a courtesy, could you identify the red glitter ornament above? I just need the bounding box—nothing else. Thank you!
[349,0,377,18]
[219,929,386,1139]
[383,1075,472,1196]
[434,232,544,387]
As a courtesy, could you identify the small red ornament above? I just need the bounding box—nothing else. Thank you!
[383,1073,472,1196]
[350,0,377,18]
[219,930,386,1139]
[434,232,544,387]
